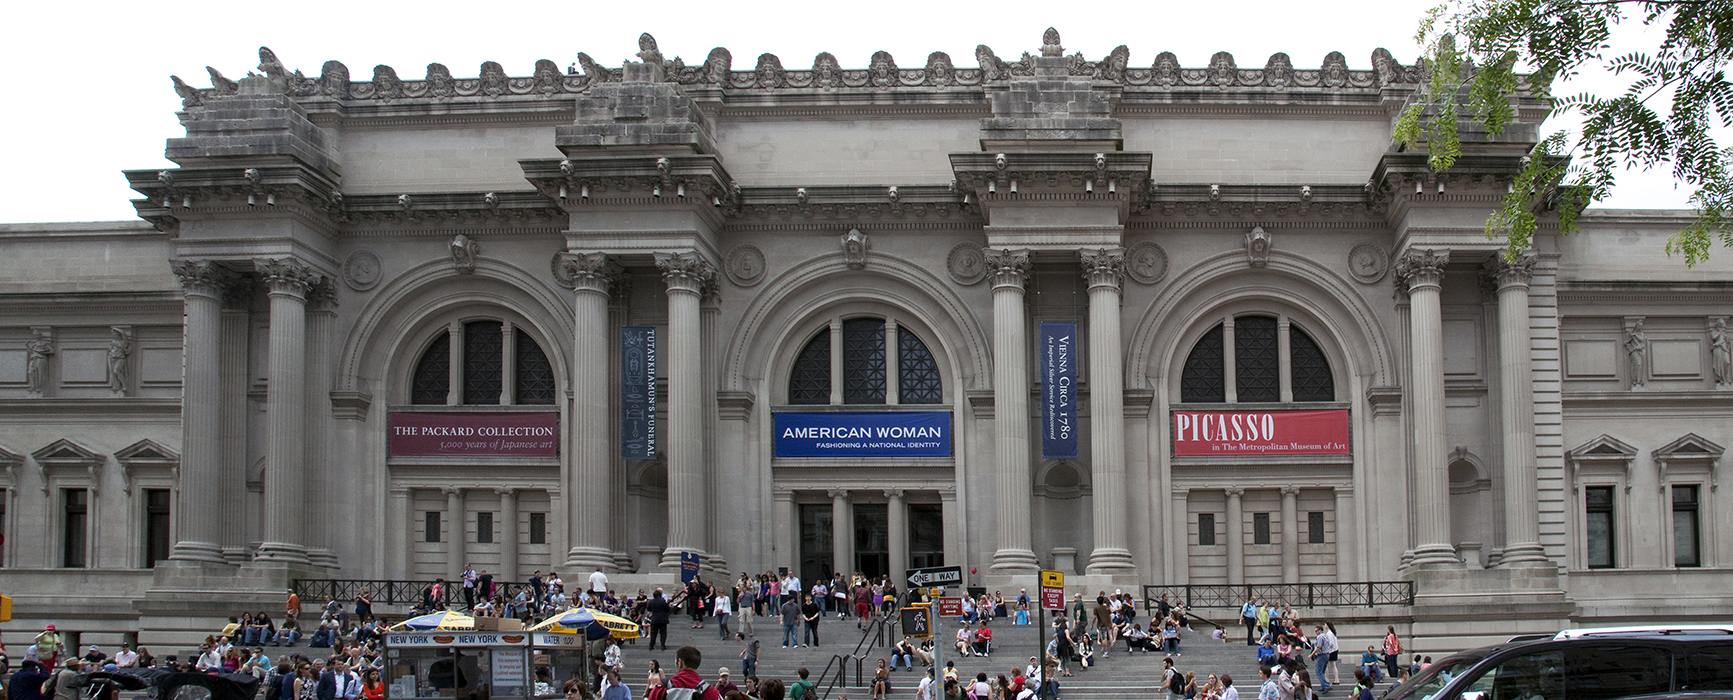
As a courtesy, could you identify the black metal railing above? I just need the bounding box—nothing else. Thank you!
[293,578,539,609]
[1141,582,1414,611]
[818,614,895,700]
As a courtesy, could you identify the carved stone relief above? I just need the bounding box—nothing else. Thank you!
[724,245,767,287]
[1245,226,1272,268]
[342,250,382,291]
[946,242,987,285]
[1347,242,1389,284]
[1125,241,1168,285]
[841,228,869,270]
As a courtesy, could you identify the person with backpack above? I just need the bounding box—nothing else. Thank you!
[645,647,717,700]
[788,668,815,700]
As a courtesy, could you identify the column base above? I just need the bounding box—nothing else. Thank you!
[1410,543,1464,568]
[1084,547,1138,576]
[990,548,1040,573]
[168,540,231,565]
[565,546,618,572]
[307,548,341,570]
[254,541,311,565]
[1496,542,1551,567]
[222,546,253,566]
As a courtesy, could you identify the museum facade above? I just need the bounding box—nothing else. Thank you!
[0,29,1729,648]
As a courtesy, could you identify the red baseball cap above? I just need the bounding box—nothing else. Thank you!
[45,624,56,630]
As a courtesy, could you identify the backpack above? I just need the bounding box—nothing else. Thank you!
[1168,670,1185,693]
[666,681,712,700]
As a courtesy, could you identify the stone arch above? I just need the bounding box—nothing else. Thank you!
[724,252,991,396]
[335,257,574,407]
[1129,249,1396,392]
[1448,446,1494,565]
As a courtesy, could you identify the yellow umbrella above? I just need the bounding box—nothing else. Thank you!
[390,611,477,631]
[528,607,641,639]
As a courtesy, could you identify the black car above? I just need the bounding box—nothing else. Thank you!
[1382,629,1733,700]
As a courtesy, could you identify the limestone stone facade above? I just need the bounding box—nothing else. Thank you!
[0,31,1729,650]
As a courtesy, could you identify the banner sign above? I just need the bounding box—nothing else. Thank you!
[385,632,528,648]
[1171,409,1350,456]
[773,411,951,458]
[1040,569,1065,610]
[1039,322,1079,459]
[389,412,558,457]
[622,326,657,460]
[680,551,701,583]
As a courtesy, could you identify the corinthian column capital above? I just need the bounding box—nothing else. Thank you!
[655,251,716,295]
[984,248,1030,290]
[1080,247,1126,292]
[256,258,319,299]
[1482,252,1536,292]
[171,260,239,299]
[558,252,621,295]
[1395,248,1450,292]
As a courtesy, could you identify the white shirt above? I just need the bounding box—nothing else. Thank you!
[916,676,935,700]
[590,571,609,593]
[114,650,138,667]
[713,595,732,616]
[334,672,361,699]
[197,649,221,669]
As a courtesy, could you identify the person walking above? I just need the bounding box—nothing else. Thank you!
[646,589,671,651]
[780,595,800,648]
[737,582,757,637]
[1310,624,1337,694]
[712,587,733,640]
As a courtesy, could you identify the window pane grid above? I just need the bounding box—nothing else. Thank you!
[1673,485,1700,567]
[1585,486,1615,569]
[1198,513,1217,546]
[788,332,831,404]
[1235,316,1280,402]
[1181,324,1226,403]
[1253,512,1272,545]
[411,333,451,405]
[1289,326,1335,402]
[898,328,943,404]
[463,321,504,404]
[1307,511,1326,544]
[514,330,556,405]
[842,318,887,404]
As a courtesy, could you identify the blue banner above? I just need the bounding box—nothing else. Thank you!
[773,411,951,458]
[1040,321,1079,459]
[621,326,657,460]
[680,551,701,583]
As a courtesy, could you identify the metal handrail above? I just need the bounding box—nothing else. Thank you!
[819,615,895,700]
[292,578,544,609]
[1140,581,1415,610]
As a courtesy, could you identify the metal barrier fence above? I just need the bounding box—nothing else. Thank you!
[1141,582,1414,611]
[293,579,537,608]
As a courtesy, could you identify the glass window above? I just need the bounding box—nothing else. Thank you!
[898,328,943,404]
[514,332,556,405]
[1689,644,1733,690]
[1235,316,1280,402]
[1253,512,1272,545]
[412,333,451,405]
[425,511,442,544]
[909,504,944,569]
[1585,486,1615,569]
[1451,650,1562,700]
[788,332,831,405]
[144,488,172,567]
[1673,485,1700,567]
[1308,512,1326,544]
[1198,513,1217,546]
[1290,326,1335,402]
[528,513,546,545]
[0,487,8,567]
[463,321,504,404]
[1385,655,1492,700]
[1181,324,1226,403]
[842,318,887,404]
[63,488,88,568]
[1565,644,1671,700]
[476,512,494,544]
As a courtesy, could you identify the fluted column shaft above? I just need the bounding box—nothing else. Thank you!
[987,249,1037,573]
[563,253,618,571]
[446,487,466,581]
[305,292,338,569]
[168,261,229,563]
[1399,249,1459,567]
[887,489,908,589]
[658,251,714,569]
[1280,486,1300,581]
[1225,488,1245,583]
[218,297,251,564]
[256,258,315,564]
[1082,248,1135,574]
[498,488,520,581]
[774,490,797,570]
[831,490,852,578]
[1492,255,1548,565]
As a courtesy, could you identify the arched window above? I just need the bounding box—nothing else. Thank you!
[786,315,943,405]
[410,321,556,405]
[1177,315,1335,403]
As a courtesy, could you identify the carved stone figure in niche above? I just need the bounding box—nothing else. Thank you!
[976,44,1007,82]
[1711,317,1731,387]
[479,61,508,97]
[1625,320,1648,388]
[755,54,784,88]
[703,47,732,85]
[108,327,132,396]
[25,329,55,398]
[841,228,870,269]
[1152,52,1181,85]
[1321,51,1350,88]
[1245,226,1272,268]
[869,51,897,87]
[812,53,842,88]
[451,234,479,274]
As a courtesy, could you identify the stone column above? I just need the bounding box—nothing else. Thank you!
[497,487,520,581]
[255,258,317,564]
[446,487,466,581]
[1333,487,1357,580]
[702,284,725,572]
[1489,254,1548,566]
[168,260,232,564]
[1280,486,1300,581]
[219,286,252,565]
[447,322,463,406]
[829,320,844,404]
[304,284,338,569]
[391,487,411,579]
[500,325,516,405]
[1397,249,1460,567]
[774,490,796,571]
[656,251,715,569]
[940,489,961,572]
[561,253,618,571]
[831,489,851,577]
[1171,489,1192,585]
[885,320,900,404]
[886,489,908,588]
[986,248,1038,573]
[1082,248,1136,574]
[1225,487,1245,583]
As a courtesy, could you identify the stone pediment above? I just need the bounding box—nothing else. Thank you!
[1653,433,1724,460]
[115,439,180,493]
[33,438,104,494]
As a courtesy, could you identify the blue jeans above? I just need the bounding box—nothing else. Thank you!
[718,613,731,639]
[742,658,757,677]
[1315,655,1332,691]
[276,629,300,646]
[805,622,820,646]
[783,624,799,647]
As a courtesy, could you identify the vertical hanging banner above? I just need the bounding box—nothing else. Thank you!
[1040,321,1079,459]
[621,326,657,460]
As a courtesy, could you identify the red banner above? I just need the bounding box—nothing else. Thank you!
[1172,409,1349,456]
[389,412,560,457]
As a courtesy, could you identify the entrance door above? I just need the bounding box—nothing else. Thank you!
[909,504,944,568]
[799,504,834,584]
[855,504,889,579]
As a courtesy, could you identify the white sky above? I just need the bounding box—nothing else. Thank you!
[0,0,1694,224]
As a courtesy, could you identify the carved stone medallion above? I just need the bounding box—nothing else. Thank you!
[551,252,576,289]
[342,250,382,291]
[1347,242,1390,284]
[946,242,988,285]
[725,245,767,287]
[1125,241,1168,285]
